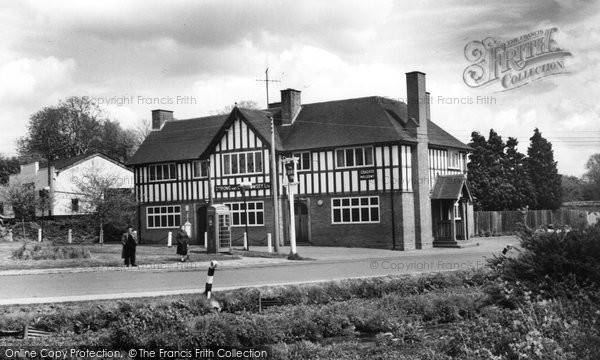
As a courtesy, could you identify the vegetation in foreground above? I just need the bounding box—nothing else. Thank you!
[1,224,600,359]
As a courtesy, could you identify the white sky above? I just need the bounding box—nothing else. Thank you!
[0,0,598,176]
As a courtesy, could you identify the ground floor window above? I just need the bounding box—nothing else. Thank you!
[332,196,380,224]
[223,201,264,226]
[147,205,182,228]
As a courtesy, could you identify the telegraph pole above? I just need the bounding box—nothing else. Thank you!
[270,117,280,253]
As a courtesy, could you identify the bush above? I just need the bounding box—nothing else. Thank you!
[11,242,91,260]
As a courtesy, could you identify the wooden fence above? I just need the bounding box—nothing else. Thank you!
[474,208,590,236]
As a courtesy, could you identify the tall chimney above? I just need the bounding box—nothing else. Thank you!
[151,109,173,131]
[280,89,301,125]
[405,71,433,250]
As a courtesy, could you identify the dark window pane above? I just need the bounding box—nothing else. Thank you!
[361,208,369,221]
[361,198,369,205]
[224,155,230,175]
[247,152,254,173]
[161,215,167,226]
[148,216,154,228]
[333,209,341,223]
[241,213,247,225]
[249,212,256,225]
[248,202,255,210]
[232,154,238,174]
[345,149,354,166]
[302,153,310,170]
[255,152,263,172]
[256,202,263,209]
[168,215,174,227]
[239,153,246,173]
[342,209,351,222]
[233,213,240,225]
[256,212,264,225]
[156,165,163,180]
[371,197,379,205]
[150,167,156,181]
[352,208,360,222]
[371,208,379,221]
[148,207,154,214]
[170,164,176,179]
[351,198,359,206]
[365,147,373,165]
[356,149,364,166]
[342,198,350,206]
[175,215,181,227]
[336,150,344,167]
[333,199,340,207]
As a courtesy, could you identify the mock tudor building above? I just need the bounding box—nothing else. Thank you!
[128,72,474,249]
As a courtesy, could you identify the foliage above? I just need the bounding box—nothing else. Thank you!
[0,179,38,221]
[17,96,141,164]
[526,128,562,210]
[11,242,91,260]
[583,153,600,200]
[0,155,20,185]
[211,100,259,115]
[71,170,136,233]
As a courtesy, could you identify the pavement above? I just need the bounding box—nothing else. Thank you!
[0,236,516,277]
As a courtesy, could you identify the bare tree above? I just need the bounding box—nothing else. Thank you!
[210,100,260,115]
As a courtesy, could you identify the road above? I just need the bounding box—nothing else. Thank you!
[0,243,510,305]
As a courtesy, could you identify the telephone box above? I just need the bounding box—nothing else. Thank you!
[206,204,232,254]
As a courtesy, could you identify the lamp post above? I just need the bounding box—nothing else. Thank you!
[40,186,50,242]
[238,181,253,251]
[282,157,299,256]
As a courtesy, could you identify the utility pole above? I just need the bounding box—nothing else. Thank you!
[256,68,281,107]
[270,117,280,253]
[282,157,299,256]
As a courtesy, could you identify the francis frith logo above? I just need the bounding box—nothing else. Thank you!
[463,28,571,91]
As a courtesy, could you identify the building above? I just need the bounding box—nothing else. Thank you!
[128,71,474,249]
[4,153,133,218]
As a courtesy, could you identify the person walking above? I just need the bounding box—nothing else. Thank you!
[176,225,190,262]
[121,226,138,267]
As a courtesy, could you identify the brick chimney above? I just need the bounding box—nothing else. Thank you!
[280,89,301,125]
[151,109,173,131]
[405,71,433,250]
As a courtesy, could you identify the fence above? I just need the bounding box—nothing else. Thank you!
[474,208,590,236]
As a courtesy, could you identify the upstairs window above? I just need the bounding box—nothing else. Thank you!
[335,146,374,168]
[449,151,461,170]
[223,151,263,175]
[293,152,311,171]
[149,163,177,182]
[193,160,209,179]
[71,198,79,213]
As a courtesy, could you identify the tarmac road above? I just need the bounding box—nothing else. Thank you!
[0,238,517,305]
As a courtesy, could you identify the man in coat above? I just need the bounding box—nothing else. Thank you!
[176,225,189,262]
[121,226,138,267]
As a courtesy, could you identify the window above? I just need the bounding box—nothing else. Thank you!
[401,145,412,191]
[193,160,209,178]
[223,151,263,175]
[149,163,177,182]
[147,205,182,228]
[71,199,79,212]
[448,151,461,170]
[223,201,264,227]
[293,152,311,171]
[332,196,380,224]
[336,147,373,168]
[453,203,462,220]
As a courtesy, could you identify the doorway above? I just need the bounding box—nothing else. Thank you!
[294,201,310,244]
[196,205,207,245]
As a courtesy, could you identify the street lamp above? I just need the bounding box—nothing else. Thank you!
[40,186,50,242]
[238,180,253,251]
[282,157,299,256]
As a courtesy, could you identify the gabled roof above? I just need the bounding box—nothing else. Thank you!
[128,96,470,165]
[127,108,283,166]
[42,153,129,172]
[431,174,473,201]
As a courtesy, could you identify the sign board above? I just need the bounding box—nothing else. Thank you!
[359,168,376,180]
[215,183,272,192]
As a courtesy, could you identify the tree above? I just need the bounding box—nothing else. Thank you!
[17,96,143,164]
[72,170,136,242]
[561,175,586,202]
[467,131,491,210]
[503,137,535,209]
[526,128,562,209]
[0,155,20,185]
[583,153,600,200]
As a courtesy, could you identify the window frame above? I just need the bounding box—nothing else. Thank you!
[331,196,380,224]
[71,198,79,213]
[223,201,265,227]
[192,160,209,179]
[148,163,177,182]
[222,151,263,176]
[293,151,312,171]
[146,205,182,229]
[448,150,461,170]
[335,146,374,169]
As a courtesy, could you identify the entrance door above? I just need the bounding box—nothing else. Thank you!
[197,205,207,246]
[294,202,309,244]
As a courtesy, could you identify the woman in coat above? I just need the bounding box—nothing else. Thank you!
[121,226,138,267]
[176,225,190,262]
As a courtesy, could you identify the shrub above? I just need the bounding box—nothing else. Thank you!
[11,242,91,260]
